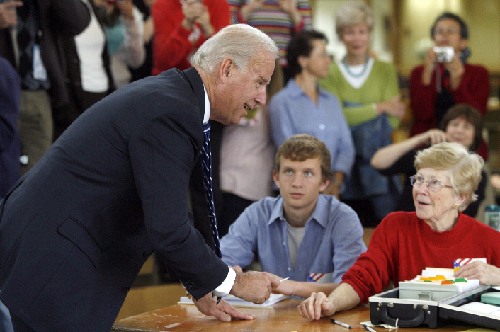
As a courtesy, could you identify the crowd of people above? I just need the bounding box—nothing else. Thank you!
[1,0,499,331]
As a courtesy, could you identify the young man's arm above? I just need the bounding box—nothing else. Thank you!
[272,280,338,299]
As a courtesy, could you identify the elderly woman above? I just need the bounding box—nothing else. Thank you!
[371,103,487,217]
[298,142,500,320]
[319,0,405,226]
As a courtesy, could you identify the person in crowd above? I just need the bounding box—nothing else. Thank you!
[269,30,354,198]
[409,12,489,160]
[0,1,20,28]
[371,104,487,218]
[220,134,366,298]
[128,0,155,82]
[227,0,312,83]
[0,51,20,201]
[319,0,404,226]
[218,20,286,234]
[151,0,230,280]
[218,106,276,237]
[298,142,500,320]
[0,0,91,173]
[55,0,145,139]
[0,24,281,331]
[152,0,229,74]
[102,0,146,88]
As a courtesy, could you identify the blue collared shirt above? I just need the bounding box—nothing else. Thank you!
[220,195,366,283]
[268,79,355,176]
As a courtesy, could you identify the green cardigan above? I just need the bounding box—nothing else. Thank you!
[319,59,401,129]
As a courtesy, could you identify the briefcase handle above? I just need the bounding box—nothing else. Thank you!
[380,304,425,327]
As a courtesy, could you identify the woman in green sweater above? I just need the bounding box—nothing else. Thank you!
[320,0,405,227]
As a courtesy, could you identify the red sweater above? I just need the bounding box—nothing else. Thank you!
[343,212,500,303]
[409,63,489,159]
[152,0,230,74]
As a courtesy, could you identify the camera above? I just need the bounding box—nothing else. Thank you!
[433,46,454,63]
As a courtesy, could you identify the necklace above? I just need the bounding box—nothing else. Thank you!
[341,56,369,78]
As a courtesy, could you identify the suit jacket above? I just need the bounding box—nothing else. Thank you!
[0,68,229,332]
[0,0,90,108]
[0,57,20,197]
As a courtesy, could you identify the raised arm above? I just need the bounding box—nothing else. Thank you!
[371,129,446,170]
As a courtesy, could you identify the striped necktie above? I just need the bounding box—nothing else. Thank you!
[201,122,221,257]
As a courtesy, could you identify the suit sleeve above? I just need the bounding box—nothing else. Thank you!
[128,113,228,299]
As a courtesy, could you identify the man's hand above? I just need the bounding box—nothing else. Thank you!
[193,292,254,321]
[0,1,22,29]
[230,270,280,304]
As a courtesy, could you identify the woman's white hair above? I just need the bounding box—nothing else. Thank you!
[414,142,484,211]
[335,0,374,37]
[191,24,278,73]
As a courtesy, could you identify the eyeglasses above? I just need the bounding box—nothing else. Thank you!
[409,175,454,192]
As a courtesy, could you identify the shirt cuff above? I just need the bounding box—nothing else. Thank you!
[213,267,236,297]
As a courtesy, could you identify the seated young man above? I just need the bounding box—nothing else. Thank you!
[220,134,366,298]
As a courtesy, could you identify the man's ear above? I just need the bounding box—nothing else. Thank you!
[218,58,233,83]
[272,170,280,188]
[319,178,330,193]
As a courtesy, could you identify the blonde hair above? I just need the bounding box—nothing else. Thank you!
[191,24,278,73]
[335,0,374,37]
[414,142,483,211]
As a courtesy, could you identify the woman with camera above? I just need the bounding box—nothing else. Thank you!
[409,12,489,160]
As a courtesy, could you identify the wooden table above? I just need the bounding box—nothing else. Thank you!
[112,299,479,332]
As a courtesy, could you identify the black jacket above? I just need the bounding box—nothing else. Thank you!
[0,68,228,331]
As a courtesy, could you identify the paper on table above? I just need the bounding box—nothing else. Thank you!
[179,293,289,308]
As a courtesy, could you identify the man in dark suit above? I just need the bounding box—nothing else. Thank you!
[0,24,280,331]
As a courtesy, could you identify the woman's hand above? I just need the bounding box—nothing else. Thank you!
[421,47,437,86]
[375,96,405,120]
[455,261,500,286]
[297,292,336,320]
[444,52,465,90]
[416,129,447,146]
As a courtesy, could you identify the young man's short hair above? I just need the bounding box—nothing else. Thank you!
[274,134,332,182]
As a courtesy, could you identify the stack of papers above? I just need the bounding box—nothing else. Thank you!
[179,293,289,308]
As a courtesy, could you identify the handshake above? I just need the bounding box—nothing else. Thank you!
[192,268,286,321]
[230,269,284,304]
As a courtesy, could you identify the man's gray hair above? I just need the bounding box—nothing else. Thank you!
[191,24,279,73]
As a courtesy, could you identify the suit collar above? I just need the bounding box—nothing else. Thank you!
[182,67,206,123]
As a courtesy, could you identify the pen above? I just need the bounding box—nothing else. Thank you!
[362,323,376,332]
[280,277,289,282]
[330,318,352,329]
